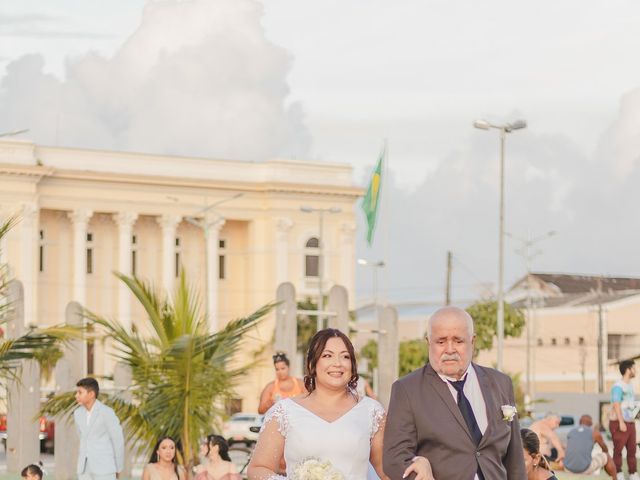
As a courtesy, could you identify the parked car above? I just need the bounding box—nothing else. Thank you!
[0,413,55,453]
[519,414,579,446]
[222,413,264,446]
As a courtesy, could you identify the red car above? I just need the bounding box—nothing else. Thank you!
[0,414,54,453]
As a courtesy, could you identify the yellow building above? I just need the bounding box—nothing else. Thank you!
[0,139,362,411]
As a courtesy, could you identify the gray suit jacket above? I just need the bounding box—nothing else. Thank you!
[73,400,125,475]
[383,363,526,480]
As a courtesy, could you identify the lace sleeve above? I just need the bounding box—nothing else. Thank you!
[369,399,386,439]
[261,400,290,438]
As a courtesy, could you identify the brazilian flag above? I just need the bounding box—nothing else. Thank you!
[361,146,385,245]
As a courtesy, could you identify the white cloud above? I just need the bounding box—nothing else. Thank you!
[0,0,310,161]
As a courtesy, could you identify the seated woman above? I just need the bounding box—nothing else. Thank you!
[521,428,559,480]
[142,436,186,480]
[195,434,241,480]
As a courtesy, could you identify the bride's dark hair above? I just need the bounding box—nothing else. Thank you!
[304,328,358,393]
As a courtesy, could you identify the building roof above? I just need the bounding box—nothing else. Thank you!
[520,273,640,295]
[511,290,640,309]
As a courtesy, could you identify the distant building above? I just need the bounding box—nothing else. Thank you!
[477,272,640,395]
[0,139,361,411]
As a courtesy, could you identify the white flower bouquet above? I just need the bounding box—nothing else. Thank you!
[291,457,346,480]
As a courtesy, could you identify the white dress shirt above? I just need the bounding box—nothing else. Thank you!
[437,364,488,480]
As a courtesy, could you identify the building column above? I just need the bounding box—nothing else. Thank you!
[68,208,93,305]
[20,203,38,326]
[206,219,225,332]
[114,212,138,331]
[275,217,294,286]
[157,214,181,297]
[339,222,356,306]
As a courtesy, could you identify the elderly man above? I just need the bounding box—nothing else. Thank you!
[383,306,526,480]
[530,413,565,465]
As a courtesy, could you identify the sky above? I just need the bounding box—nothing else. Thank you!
[2,0,640,306]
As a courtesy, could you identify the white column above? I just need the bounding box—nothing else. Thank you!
[275,217,294,286]
[339,222,356,306]
[114,212,138,331]
[68,208,93,305]
[206,219,225,332]
[157,214,181,297]
[20,203,38,327]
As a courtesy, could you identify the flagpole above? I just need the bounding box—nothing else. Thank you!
[381,138,389,307]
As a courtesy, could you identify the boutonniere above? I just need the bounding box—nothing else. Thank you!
[501,404,517,422]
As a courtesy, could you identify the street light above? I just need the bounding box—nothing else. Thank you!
[357,258,385,335]
[300,205,342,332]
[506,229,556,405]
[473,118,527,371]
[0,129,29,139]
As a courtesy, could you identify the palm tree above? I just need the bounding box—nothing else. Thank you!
[0,216,81,388]
[42,270,274,471]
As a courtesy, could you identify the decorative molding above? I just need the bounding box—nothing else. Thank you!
[114,211,138,229]
[67,208,93,226]
[156,214,182,231]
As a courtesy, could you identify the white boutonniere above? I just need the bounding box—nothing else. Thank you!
[501,404,517,422]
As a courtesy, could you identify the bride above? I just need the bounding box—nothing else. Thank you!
[248,328,433,480]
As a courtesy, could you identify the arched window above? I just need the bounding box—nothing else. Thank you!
[305,237,319,277]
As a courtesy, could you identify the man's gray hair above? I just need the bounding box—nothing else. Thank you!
[426,306,475,338]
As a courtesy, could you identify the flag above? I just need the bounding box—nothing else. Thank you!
[361,145,385,245]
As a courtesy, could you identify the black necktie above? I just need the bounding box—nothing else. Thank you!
[448,376,483,445]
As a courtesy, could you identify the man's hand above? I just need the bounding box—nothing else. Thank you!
[619,421,627,432]
[402,456,435,480]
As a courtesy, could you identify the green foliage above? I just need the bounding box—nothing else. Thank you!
[296,297,318,353]
[505,370,526,416]
[465,300,525,355]
[41,271,274,469]
[360,338,429,378]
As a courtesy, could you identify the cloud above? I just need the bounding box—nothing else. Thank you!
[0,0,310,161]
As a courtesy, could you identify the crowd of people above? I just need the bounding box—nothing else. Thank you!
[22,305,636,480]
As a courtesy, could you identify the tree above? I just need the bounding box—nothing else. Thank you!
[41,271,274,470]
[0,216,80,388]
[360,338,429,378]
[465,300,525,355]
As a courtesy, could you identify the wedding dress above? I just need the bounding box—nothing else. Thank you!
[261,396,385,479]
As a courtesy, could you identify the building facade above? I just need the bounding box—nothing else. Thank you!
[0,139,361,411]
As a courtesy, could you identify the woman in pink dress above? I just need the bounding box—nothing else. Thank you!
[194,434,241,480]
[142,436,186,480]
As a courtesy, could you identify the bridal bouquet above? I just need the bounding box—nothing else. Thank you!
[291,457,346,480]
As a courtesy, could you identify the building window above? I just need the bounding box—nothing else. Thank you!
[175,237,181,278]
[608,334,622,360]
[132,250,137,276]
[39,230,44,273]
[219,239,226,280]
[550,337,557,346]
[87,325,95,375]
[86,232,94,274]
[305,237,319,277]
[578,336,585,346]
[564,337,571,346]
[537,338,543,346]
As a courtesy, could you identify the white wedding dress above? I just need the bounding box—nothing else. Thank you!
[262,396,385,479]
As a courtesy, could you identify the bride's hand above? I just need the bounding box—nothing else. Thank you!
[402,456,435,480]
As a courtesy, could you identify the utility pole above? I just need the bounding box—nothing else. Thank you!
[596,277,604,393]
[445,251,452,305]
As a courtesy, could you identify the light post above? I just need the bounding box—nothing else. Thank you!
[473,118,527,371]
[300,206,341,332]
[185,193,243,331]
[0,129,28,139]
[506,229,556,406]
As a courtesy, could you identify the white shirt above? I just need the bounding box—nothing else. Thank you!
[437,364,488,480]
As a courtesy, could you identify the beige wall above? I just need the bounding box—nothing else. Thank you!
[0,139,362,412]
